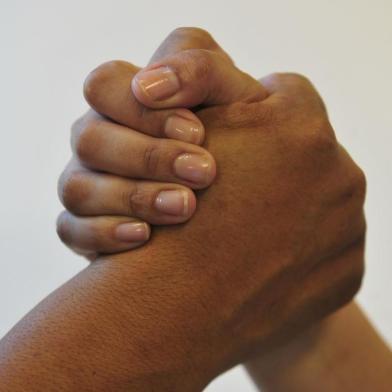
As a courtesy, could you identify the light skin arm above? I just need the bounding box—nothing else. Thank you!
[246,301,392,392]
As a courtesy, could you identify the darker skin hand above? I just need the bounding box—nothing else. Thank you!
[59,28,366,383]
[0,28,367,392]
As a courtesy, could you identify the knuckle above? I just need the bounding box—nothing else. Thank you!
[298,129,337,157]
[344,164,367,205]
[269,72,326,113]
[303,117,337,153]
[59,170,91,212]
[170,26,213,43]
[352,166,367,202]
[265,72,285,84]
[312,130,337,153]
[70,115,84,137]
[265,72,311,88]
[70,115,87,150]
[83,60,126,105]
[56,212,72,245]
[122,182,147,216]
[142,141,162,177]
[266,73,305,108]
[283,72,313,87]
[179,49,214,86]
[73,120,102,163]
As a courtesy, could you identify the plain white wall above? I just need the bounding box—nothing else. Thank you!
[0,1,391,390]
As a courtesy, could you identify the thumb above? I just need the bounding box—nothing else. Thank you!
[133,38,268,109]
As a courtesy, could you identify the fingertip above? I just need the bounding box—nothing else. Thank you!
[131,73,151,107]
[154,188,196,219]
[115,221,151,243]
[164,109,205,145]
[131,66,180,108]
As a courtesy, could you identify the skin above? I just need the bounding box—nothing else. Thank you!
[247,302,392,391]
[57,28,264,258]
[0,28,381,391]
[58,28,392,391]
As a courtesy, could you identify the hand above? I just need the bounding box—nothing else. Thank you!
[57,108,214,259]
[57,28,265,259]
[58,28,366,381]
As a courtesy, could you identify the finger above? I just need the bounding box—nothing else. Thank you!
[132,49,269,109]
[59,159,197,225]
[56,211,150,255]
[148,27,234,65]
[84,61,205,144]
[71,112,216,189]
[83,27,235,142]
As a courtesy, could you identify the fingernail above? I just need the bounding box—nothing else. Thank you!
[134,66,180,101]
[155,190,189,216]
[174,153,212,184]
[165,115,203,144]
[115,222,150,243]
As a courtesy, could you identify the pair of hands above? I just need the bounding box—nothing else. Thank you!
[57,27,366,383]
[58,27,265,257]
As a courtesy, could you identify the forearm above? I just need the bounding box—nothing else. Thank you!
[246,302,392,392]
[0,248,221,392]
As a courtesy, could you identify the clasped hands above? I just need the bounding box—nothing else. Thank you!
[57,27,366,389]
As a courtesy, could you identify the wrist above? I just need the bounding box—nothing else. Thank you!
[245,315,328,389]
[0,249,224,392]
[246,302,392,392]
[98,248,231,390]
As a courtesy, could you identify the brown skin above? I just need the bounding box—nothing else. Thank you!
[56,28,243,258]
[57,28,266,258]
[60,29,392,391]
[247,302,392,391]
[0,29,368,391]
[58,28,391,391]
[65,65,368,362]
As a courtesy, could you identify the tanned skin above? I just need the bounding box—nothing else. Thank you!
[1,28,390,392]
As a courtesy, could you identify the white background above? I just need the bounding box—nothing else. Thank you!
[0,1,391,390]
